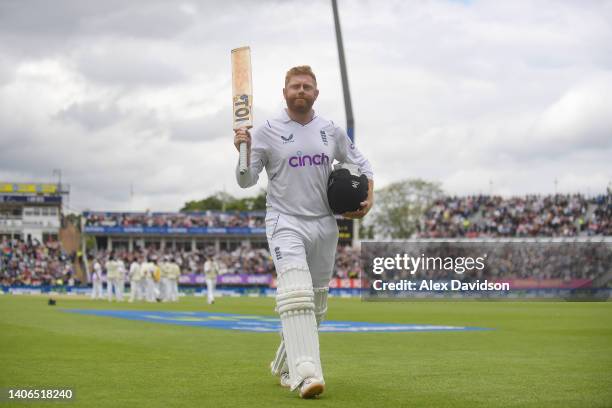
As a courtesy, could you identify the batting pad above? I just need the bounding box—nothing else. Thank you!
[271,286,329,377]
[276,264,323,390]
[314,287,329,326]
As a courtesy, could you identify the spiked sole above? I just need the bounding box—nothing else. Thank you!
[299,381,325,399]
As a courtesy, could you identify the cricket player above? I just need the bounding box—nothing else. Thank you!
[116,257,126,301]
[105,254,123,302]
[90,257,104,300]
[153,259,162,301]
[203,255,219,305]
[159,257,171,302]
[128,257,142,302]
[234,66,374,398]
[168,258,181,302]
[137,255,148,300]
[142,258,157,303]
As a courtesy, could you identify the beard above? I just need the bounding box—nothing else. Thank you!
[286,96,314,113]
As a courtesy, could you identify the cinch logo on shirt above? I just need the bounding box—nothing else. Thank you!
[288,152,330,168]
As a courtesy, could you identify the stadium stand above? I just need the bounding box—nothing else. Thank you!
[1,193,610,289]
[84,211,266,228]
[417,194,610,238]
[0,237,78,286]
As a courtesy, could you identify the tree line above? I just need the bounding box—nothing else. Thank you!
[181,179,443,239]
[180,190,267,212]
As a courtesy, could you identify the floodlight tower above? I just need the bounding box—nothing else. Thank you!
[331,0,360,246]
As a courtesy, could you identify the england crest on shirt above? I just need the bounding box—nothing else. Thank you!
[320,130,328,146]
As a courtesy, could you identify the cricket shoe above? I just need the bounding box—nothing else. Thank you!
[280,372,291,388]
[299,377,325,399]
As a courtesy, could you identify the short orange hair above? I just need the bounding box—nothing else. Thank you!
[285,65,317,87]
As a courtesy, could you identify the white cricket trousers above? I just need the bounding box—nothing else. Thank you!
[129,280,140,302]
[145,278,156,302]
[206,278,216,304]
[91,280,103,299]
[107,278,123,301]
[160,277,170,301]
[265,211,338,287]
[138,280,146,300]
[170,279,179,302]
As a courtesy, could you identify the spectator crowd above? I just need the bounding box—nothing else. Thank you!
[2,193,610,288]
[84,194,611,238]
[1,239,355,287]
[1,237,78,287]
[418,194,610,238]
[85,211,266,229]
[362,242,610,282]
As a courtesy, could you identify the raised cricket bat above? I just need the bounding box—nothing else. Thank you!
[231,46,253,175]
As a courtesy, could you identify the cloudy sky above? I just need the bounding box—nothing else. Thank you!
[1,0,611,212]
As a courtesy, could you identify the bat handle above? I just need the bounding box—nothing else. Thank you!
[238,142,248,174]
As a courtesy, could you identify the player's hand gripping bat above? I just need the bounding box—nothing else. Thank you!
[231,46,253,175]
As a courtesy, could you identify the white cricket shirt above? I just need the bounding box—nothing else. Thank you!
[236,110,373,217]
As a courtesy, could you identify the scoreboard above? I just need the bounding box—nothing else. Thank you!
[0,183,60,194]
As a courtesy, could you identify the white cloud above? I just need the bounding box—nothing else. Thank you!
[532,73,612,151]
[1,0,611,213]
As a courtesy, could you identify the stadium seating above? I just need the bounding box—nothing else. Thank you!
[0,237,78,286]
[2,193,610,286]
[84,211,266,228]
[418,194,610,238]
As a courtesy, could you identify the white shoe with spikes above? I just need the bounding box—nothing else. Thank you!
[280,372,291,388]
[299,377,325,399]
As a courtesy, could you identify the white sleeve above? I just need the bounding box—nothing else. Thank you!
[334,126,374,179]
[236,126,267,188]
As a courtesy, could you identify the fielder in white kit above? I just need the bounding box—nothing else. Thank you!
[234,66,374,399]
[90,258,104,300]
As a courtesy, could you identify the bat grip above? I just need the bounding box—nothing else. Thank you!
[238,142,248,175]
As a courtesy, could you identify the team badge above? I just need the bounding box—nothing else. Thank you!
[320,130,328,146]
[274,246,283,260]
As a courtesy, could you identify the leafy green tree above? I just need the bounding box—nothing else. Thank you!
[225,190,265,211]
[180,190,266,212]
[363,179,444,239]
[180,195,224,212]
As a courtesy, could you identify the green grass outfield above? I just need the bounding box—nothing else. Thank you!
[1,295,611,408]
